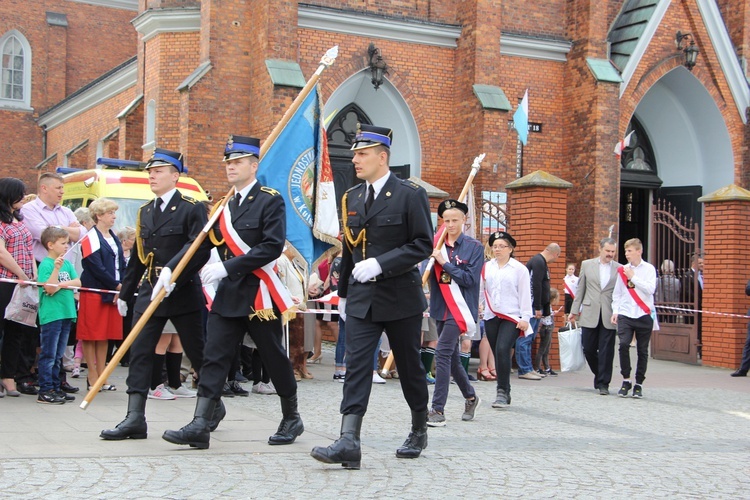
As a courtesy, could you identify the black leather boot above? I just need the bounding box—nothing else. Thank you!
[162,397,215,449]
[310,414,362,469]
[100,393,147,440]
[268,394,304,445]
[396,410,428,459]
[208,398,226,432]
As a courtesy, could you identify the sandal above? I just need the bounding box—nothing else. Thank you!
[477,368,496,381]
[489,368,497,379]
[102,384,117,391]
[308,354,322,364]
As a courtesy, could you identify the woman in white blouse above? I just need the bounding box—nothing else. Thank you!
[481,231,532,408]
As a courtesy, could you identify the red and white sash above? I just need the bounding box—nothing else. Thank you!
[481,262,533,337]
[563,281,575,299]
[218,202,294,316]
[617,267,650,316]
[433,228,476,338]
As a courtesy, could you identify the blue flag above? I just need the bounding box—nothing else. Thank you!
[513,89,529,146]
[258,85,340,273]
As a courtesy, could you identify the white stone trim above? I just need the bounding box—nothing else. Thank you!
[696,0,750,123]
[619,0,672,98]
[38,61,137,130]
[132,7,201,42]
[298,5,460,48]
[66,0,138,11]
[500,34,571,62]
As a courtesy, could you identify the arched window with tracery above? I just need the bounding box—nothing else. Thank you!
[0,30,32,109]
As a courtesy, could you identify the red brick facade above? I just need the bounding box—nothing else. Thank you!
[5,0,750,367]
[0,0,136,185]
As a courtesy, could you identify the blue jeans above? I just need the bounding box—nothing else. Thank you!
[39,319,72,393]
[335,317,346,367]
[515,317,539,375]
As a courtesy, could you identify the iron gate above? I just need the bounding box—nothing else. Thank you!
[649,198,701,364]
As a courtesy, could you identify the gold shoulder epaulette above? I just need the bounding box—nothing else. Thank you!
[403,180,420,190]
[138,200,151,209]
[260,186,280,196]
[180,193,198,204]
[345,184,362,193]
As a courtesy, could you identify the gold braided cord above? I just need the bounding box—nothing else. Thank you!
[134,205,155,280]
[208,199,226,246]
[341,192,366,259]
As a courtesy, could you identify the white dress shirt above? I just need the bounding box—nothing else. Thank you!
[481,258,533,323]
[612,260,657,318]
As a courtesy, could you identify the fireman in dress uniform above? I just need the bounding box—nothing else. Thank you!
[101,148,210,441]
[162,135,303,450]
[310,124,433,469]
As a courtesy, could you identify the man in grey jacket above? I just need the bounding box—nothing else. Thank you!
[569,237,621,395]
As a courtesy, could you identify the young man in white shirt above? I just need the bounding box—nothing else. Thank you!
[611,238,656,399]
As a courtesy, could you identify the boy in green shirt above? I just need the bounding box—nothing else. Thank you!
[37,227,81,404]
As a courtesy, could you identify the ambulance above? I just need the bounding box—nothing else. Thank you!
[60,157,210,232]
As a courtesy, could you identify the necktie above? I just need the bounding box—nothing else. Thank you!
[233,192,242,210]
[365,184,375,214]
[153,198,163,225]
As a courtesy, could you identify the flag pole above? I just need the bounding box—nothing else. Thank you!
[421,153,484,285]
[381,153,485,379]
[81,46,340,409]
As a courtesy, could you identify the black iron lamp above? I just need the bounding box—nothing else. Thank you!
[675,31,699,71]
[367,43,389,90]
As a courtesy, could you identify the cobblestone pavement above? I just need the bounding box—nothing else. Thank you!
[1,344,750,498]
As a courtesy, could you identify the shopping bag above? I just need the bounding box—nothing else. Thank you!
[4,284,39,327]
[558,322,586,372]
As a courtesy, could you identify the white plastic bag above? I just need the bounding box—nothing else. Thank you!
[558,322,586,372]
[4,285,39,327]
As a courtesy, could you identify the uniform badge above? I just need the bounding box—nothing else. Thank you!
[440,270,452,284]
[627,280,635,289]
[385,191,391,197]
[227,135,234,148]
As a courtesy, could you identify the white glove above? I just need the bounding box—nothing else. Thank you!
[151,267,175,300]
[116,299,128,317]
[338,297,347,322]
[201,262,228,286]
[352,258,382,283]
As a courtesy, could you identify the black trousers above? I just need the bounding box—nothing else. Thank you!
[617,314,653,385]
[342,311,427,416]
[581,317,617,389]
[0,282,35,382]
[740,311,750,373]
[484,317,519,395]
[125,310,204,397]
[198,312,296,400]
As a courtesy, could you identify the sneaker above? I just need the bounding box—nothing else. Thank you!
[71,367,80,378]
[55,390,75,401]
[426,409,446,427]
[632,384,643,399]
[372,372,386,384]
[462,396,481,422]
[333,371,345,382]
[425,372,436,385]
[492,389,510,408]
[598,386,610,396]
[252,382,276,395]
[228,380,249,396]
[234,371,249,383]
[148,384,176,400]
[168,385,197,398]
[518,371,542,380]
[222,382,236,397]
[536,369,548,377]
[545,369,558,377]
[618,381,633,398]
[61,381,79,393]
[37,390,65,404]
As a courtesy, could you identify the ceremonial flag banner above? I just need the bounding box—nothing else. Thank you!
[614,130,635,158]
[513,89,529,146]
[79,229,100,258]
[258,84,340,273]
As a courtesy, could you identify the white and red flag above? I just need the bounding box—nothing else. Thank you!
[79,229,100,258]
[614,131,635,158]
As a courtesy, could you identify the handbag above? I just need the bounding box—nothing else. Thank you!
[4,284,39,327]
[558,321,586,372]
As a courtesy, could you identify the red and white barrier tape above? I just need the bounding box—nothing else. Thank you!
[656,305,750,320]
[0,277,119,294]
